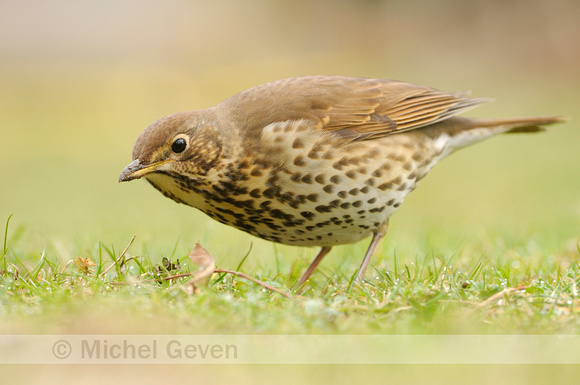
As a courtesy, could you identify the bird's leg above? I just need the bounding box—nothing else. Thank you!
[294,246,332,293]
[356,218,389,282]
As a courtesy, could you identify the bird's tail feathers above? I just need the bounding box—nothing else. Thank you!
[428,115,566,158]
[473,116,567,134]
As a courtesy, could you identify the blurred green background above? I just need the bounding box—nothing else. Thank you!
[1,0,578,265]
[0,0,579,382]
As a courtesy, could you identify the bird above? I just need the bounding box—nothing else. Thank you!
[119,75,564,290]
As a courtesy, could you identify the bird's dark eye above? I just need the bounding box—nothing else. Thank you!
[171,138,187,153]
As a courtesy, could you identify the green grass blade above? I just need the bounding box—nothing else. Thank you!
[2,214,13,262]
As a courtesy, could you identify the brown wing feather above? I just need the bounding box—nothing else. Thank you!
[322,80,491,138]
[221,75,491,142]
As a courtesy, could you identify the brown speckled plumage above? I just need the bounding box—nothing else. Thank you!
[119,75,564,290]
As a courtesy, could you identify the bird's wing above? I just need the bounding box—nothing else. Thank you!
[222,76,491,143]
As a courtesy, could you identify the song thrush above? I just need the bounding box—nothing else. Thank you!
[119,76,563,289]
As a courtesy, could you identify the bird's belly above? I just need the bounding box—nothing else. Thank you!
[194,186,405,247]
[145,171,418,247]
[245,196,402,247]
[145,132,439,247]
[199,179,411,247]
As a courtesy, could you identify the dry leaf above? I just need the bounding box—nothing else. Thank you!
[162,244,292,298]
[74,256,96,275]
[188,243,216,288]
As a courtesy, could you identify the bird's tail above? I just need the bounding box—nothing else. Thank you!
[476,116,567,134]
[425,115,566,157]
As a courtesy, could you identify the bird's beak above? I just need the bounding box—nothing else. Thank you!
[118,159,168,182]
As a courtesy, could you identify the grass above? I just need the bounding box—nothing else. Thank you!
[2,210,579,335]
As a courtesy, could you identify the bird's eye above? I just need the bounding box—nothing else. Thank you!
[171,138,187,153]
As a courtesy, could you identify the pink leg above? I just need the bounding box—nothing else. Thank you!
[295,246,332,293]
[356,218,389,281]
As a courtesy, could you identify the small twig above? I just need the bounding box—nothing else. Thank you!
[478,285,527,308]
[100,236,136,277]
[163,272,193,280]
[118,235,136,264]
[164,268,293,299]
[215,268,292,299]
[58,259,75,274]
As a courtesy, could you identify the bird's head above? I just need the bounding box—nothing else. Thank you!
[119,110,224,184]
